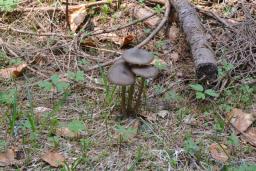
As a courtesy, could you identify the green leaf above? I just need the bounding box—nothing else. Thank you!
[0,89,16,104]
[183,137,199,155]
[0,0,19,12]
[190,84,204,92]
[68,120,85,133]
[75,71,85,82]
[115,125,136,141]
[55,81,69,92]
[228,133,240,146]
[205,89,219,97]
[51,74,60,85]
[67,71,75,80]
[196,92,205,100]
[38,81,53,91]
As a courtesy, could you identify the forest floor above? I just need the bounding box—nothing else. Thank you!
[0,0,256,170]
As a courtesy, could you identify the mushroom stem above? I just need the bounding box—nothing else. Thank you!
[121,86,126,114]
[127,84,135,115]
[134,78,145,114]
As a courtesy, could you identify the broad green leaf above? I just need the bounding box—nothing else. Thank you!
[68,120,85,133]
[51,74,60,85]
[190,84,204,92]
[75,71,85,82]
[228,133,239,146]
[205,89,219,97]
[55,81,69,92]
[183,137,199,155]
[196,92,205,100]
[38,81,52,91]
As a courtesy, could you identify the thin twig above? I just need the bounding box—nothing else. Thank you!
[135,0,170,48]
[15,0,114,12]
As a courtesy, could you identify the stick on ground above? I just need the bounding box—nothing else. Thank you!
[170,0,218,82]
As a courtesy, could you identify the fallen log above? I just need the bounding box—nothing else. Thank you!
[170,0,217,82]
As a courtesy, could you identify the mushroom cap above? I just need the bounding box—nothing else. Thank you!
[108,62,135,85]
[131,66,159,78]
[122,48,153,65]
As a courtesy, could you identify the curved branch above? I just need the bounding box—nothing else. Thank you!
[136,0,170,48]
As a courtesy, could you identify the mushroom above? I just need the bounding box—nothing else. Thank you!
[122,48,154,65]
[108,62,135,114]
[122,48,154,114]
[131,66,159,113]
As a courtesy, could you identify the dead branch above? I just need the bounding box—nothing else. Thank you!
[170,0,218,82]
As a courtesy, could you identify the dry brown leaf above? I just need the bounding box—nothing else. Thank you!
[0,149,15,166]
[129,3,160,28]
[56,127,79,138]
[120,35,134,47]
[0,63,27,79]
[41,150,65,167]
[98,33,134,47]
[170,52,179,62]
[81,38,97,47]
[68,6,87,32]
[168,25,180,41]
[243,127,256,147]
[209,143,229,162]
[140,111,157,122]
[227,108,255,133]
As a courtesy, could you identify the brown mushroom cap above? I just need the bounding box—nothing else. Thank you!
[108,62,135,85]
[131,66,159,78]
[122,48,153,65]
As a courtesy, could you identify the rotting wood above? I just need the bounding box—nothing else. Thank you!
[170,0,218,82]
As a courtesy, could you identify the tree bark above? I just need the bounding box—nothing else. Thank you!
[170,0,217,82]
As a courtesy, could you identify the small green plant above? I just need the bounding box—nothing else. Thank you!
[0,139,7,152]
[154,84,164,95]
[68,120,85,134]
[164,90,180,102]
[218,60,234,79]
[78,59,90,66]
[190,84,219,100]
[153,58,167,70]
[80,138,93,157]
[39,74,70,92]
[183,137,199,156]
[100,68,116,106]
[128,146,143,171]
[153,4,164,14]
[9,58,24,65]
[0,0,19,12]
[67,71,85,82]
[115,125,136,143]
[214,117,225,132]
[138,0,145,4]
[61,157,83,171]
[143,28,151,34]
[101,4,110,15]
[155,40,165,50]
[48,136,60,149]
[228,133,239,146]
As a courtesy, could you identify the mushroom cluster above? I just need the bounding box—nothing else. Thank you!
[108,48,159,116]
